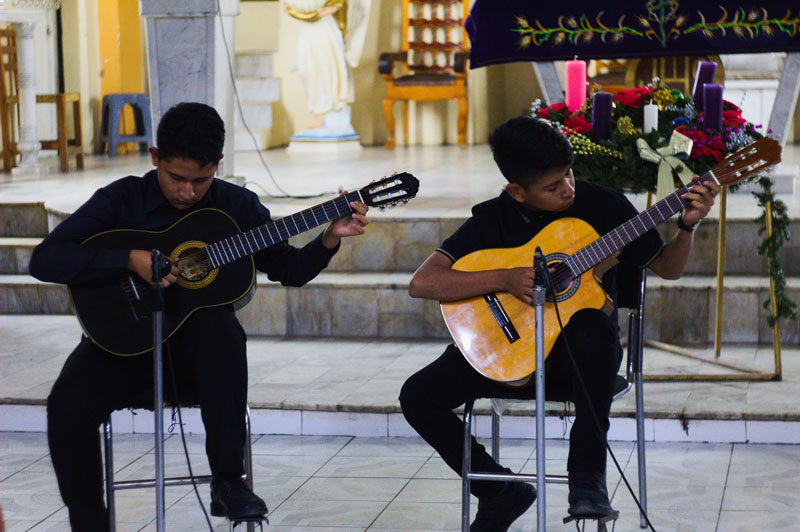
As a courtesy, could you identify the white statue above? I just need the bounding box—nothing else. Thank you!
[284,0,370,141]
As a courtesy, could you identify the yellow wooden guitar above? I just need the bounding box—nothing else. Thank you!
[441,138,781,384]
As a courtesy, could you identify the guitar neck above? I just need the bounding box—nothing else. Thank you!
[204,191,362,268]
[565,175,709,277]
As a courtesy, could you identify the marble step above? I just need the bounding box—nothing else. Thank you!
[1,272,797,345]
[0,238,38,273]
[234,102,273,129]
[234,128,269,152]
[0,202,48,237]
[235,77,280,104]
[286,218,800,277]
[4,316,799,438]
[3,211,800,276]
[235,50,274,79]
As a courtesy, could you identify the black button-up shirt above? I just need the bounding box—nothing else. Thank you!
[29,169,338,286]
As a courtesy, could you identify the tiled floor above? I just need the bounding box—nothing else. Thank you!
[2,432,800,531]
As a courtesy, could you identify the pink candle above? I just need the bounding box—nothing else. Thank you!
[565,59,587,113]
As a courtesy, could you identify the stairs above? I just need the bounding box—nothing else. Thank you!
[1,202,798,345]
[233,51,279,152]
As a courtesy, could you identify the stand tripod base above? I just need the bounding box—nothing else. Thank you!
[563,510,619,532]
[229,514,268,531]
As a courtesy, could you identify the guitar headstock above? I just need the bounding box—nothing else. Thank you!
[712,137,782,186]
[359,172,420,210]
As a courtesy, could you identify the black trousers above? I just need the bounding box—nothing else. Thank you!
[47,307,248,532]
[400,308,622,499]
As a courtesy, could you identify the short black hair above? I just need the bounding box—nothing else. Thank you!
[489,116,574,186]
[156,102,225,167]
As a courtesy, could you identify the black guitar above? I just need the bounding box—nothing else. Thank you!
[69,173,420,356]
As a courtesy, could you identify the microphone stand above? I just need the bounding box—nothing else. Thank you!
[151,249,168,532]
[533,247,550,532]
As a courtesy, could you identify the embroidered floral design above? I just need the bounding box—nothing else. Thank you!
[513,3,800,49]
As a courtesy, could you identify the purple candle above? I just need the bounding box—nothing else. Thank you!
[703,83,723,131]
[591,92,613,142]
[692,61,717,108]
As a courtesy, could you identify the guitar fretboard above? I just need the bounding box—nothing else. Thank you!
[563,174,710,277]
[204,191,362,268]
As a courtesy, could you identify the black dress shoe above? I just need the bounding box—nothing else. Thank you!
[470,482,536,532]
[567,471,616,518]
[210,477,268,519]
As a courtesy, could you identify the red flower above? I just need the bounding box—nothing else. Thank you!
[722,110,747,128]
[536,102,568,119]
[722,100,741,111]
[564,115,592,134]
[674,126,725,161]
[613,87,654,109]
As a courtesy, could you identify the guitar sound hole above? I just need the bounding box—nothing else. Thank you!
[545,254,579,303]
[170,241,217,288]
[177,248,213,281]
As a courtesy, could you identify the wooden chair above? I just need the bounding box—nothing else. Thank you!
[625,55,725,94]
[378,0,470,149]
[0,26,84,173]
[0,27,20,172]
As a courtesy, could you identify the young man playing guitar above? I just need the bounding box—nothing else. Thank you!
[29,102,369,531]
[400,116,718,531]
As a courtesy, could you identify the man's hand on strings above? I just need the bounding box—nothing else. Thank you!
[128,249,181,287]
[680,176,720,226]
[322,191,369,249]
[503,266,556,305]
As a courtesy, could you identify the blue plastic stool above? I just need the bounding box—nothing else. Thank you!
[99,93,153,157]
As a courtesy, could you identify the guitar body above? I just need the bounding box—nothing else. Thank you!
[69,208,255,356]
[441,217,614,385]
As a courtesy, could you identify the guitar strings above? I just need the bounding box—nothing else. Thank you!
[145,195,359,278]
[544,162,753,293]
[137,166,750,286]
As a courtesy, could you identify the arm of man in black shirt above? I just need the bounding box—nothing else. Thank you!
[410,252,537,304]
[251,197,369,287]
[29,188,134,285]
[647,177,719,280]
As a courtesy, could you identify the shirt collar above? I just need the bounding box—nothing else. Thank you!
[500,189,549,224]
[143,169,168,213]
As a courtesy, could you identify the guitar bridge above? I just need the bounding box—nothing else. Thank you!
[484,293,520,344]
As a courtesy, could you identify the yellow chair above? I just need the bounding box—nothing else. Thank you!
[379,0,470,149]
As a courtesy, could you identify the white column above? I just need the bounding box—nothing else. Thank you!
[141,0,239,178]
[214,0,238,178]
[11,21,46,175]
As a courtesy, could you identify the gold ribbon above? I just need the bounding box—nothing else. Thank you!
[636,131,695,201]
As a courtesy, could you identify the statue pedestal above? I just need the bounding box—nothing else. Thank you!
[286,138,362,154]
[140,0,239,176]
[287,106,362,153]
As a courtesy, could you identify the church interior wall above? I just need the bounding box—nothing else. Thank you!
[50,0,800,152]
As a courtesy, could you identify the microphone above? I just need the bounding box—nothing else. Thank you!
[151,249,171,283]
[533,246,552,296]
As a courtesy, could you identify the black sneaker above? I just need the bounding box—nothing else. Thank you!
[210,477,268,520]
[567,471,616,518]
[470,482,536,532]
